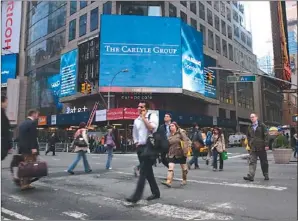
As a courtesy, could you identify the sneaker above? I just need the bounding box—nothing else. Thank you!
[213,168,217,171]
[243,175,254,182]
[264,175,269,181]
[109,167,112,170]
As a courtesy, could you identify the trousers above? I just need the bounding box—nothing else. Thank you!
[248,150,268,178]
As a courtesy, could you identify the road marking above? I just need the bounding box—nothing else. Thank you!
[140,203,233,220]
[1,216,10,220]
[6,195,40,206]
[114,171,287,191]
[52,158,60,161]
[228,154,249,159]
[62,211,88,220]
[1,208,33,220]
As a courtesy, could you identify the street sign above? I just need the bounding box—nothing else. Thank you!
[227,75,256,83]
[277,89,298,93]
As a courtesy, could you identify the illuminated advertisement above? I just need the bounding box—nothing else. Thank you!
[47,74,63,112]
[1,53,17,87]
[99,15,182,93]
[181,22,204,95]
[204,68,216,98]
[60,49,78,97]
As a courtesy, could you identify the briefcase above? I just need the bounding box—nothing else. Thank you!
[18,161,48,178]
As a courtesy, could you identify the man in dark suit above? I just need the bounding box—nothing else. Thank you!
[157,113,171,168]
[1,95,12,161]
[18,109,40,190]
[244,113,269,182]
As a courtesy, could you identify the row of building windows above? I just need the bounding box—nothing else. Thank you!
[69,2,112,41]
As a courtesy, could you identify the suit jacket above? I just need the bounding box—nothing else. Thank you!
[247,121,268,152]
[18,118,39,155]
[1,108,11,160]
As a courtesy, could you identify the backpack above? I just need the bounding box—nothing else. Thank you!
[205,131,212,146]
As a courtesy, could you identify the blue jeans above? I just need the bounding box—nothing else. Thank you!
[212,149,223,170]
[294,145,298,157]
[106,147,113,169]
[188,156,199,167]
[68,151,91,172]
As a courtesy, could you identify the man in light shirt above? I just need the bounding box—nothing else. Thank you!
[126,101,160,203]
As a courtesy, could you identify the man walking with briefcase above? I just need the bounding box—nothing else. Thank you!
[18,109,40,190]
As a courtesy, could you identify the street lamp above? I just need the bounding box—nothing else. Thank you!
[107,69,129,110]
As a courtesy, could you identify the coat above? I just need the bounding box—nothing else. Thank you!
[247,122,268,152]
[18,118,39,155]
[168,129,190,158]
[211,134,226,153]
[1,108,11,160]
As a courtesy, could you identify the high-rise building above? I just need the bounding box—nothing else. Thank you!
[16,1,259,133]
[257,55,274,75]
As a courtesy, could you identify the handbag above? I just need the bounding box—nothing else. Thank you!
[74,130,88,147]
[18,160,48,178]
[221,151,228,161]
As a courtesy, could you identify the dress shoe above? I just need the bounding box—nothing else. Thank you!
[264,175,269,181]
[125,197,138,203]
[146,194,160,201]
[243,175,254,182]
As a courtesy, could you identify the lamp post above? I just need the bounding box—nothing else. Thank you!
[107,69,129,125]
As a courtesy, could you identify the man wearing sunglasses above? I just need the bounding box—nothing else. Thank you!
[127,101,160,203]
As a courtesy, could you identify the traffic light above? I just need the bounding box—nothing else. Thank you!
[206,72,213,84]
[81,83,86,93]
[87,83,92,94]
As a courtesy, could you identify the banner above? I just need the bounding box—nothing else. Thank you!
[107,108,124,120]
[1,54,17,87]
[123,108,139,120]
[60,49,78,97]
[95,109,107,122]
[38,116,47,126]
[6,78,20,125]
[1,1,22,55]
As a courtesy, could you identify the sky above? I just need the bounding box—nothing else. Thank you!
[242,1,273,58]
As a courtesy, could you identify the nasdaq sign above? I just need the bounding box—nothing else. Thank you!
[1,53,17,87]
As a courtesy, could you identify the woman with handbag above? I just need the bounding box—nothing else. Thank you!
[161,122,190,187]
[104,126,117,170]
[67,122,92,175]
[211,127,226,171]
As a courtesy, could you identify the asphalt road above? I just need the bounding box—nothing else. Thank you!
[1,147,297,221]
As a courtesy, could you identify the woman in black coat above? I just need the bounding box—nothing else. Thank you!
[1,95,11,161]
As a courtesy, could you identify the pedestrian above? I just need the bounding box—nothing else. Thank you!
[211,127,226,171]
[67,122,92,175]
[292,133,298,158]
[205,128,212,165]
[126,101,160,203]
[187,123,204,170]
[17,109,40,190]
[104,126,117,170]
[161,122,189,187]
[157,113,172,168]
[1,95,12,161]
[45,133,58,156]
[244,113,269,182]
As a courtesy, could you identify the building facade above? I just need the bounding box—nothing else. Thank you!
[18,1,260,132]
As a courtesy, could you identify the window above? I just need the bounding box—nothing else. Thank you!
[103,1,112,14]
[208,30,214,50]
[191,18,197,30]
[220,1,225,17]
[230,111,236,120]
[215,35,221,54]
[247,37,252,48]
[79,14,87,37]
[80,1,87,9]
[90,8,98,31]
[228,44,233,61]
[200,24,206,45]
[207,1,212,6]
[219,108,226,118]
[219,74,234,105]
[214,15,220,31]
[207,9,213,26]
[222,39,227,57]
[227,7,231,22]
[234,25,239,37]
[221,20,226,36]
[214,1,219,12]
[190,1,196,14]
[233,10,238,22]
[69,19,76,41]
[169,3,177,17]
[70,1,77,15]
[241,31,246,43]
[199,2,205,20]
[180,1,187,7]
[240,16,244,27]
[227,25,232,39]
[148,6,162,16]
[180,11,187,23]
[234,48,238,64]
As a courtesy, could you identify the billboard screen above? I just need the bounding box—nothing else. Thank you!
[99,15,182,93]
[60,49,78,97]
[47,74,63,112]
[1,53,17,87]
[181,22,204,95]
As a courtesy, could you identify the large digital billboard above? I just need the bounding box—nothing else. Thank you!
[99,15,182,93]
[1,53,17,87]
[47,74,63,112]
[181,22,204,95]
[60,49,78,97]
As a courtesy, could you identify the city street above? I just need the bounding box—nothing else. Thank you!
[1,148,297,220]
